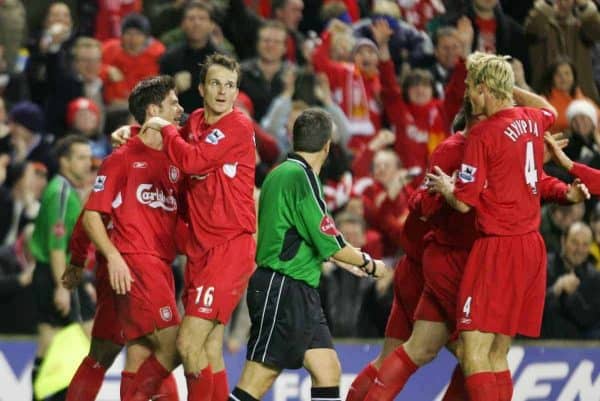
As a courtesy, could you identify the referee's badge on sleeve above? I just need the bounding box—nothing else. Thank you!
[320,216,339,236]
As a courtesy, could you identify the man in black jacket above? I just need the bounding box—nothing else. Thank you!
[542,221,600,339]
[159,1,223,112]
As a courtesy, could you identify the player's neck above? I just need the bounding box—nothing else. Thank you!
[296,151,325,174]
[138,128,163,150]
[485,98,513,117]
[204,107,233,125]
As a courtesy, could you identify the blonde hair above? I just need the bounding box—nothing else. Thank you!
[466,52,514,101]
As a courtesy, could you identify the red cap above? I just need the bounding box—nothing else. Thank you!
[66,97,100,127]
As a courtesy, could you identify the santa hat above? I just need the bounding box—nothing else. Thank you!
[66,97,100,127]
[566,99,598,128]
[352,38,379,57]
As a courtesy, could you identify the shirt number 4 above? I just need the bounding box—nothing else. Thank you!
[525,141,538,194]
[195,286,215,307]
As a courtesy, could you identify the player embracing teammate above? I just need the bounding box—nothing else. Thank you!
[64,53,257,401]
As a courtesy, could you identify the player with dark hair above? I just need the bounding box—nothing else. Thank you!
[62,75,185,401]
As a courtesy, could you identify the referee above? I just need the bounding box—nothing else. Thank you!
[229,108,386,401]
[29,135,95,400]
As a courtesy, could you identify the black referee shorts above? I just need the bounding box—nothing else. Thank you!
[33,261,96,327]
[246,267,334,370]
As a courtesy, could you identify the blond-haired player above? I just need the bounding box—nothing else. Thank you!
[426,52,558,401]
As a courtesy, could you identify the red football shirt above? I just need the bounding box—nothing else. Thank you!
[416,133,479,249]
[454,107,556,236]
[161,109,256,258]
[85,136,185,262]
[571,162,600,196]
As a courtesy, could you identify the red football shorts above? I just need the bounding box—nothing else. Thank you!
[183,234,256,324]
[457,232,547,337]
[91,260,124,345]
[415,241,469,336]
[385,255,424,340]
[115,254,181,342]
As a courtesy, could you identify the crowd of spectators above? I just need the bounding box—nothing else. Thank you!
[1,0,600,342]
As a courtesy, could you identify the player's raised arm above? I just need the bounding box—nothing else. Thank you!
[513,86,558,117]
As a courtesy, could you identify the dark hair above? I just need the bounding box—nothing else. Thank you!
[128,75,176,124]
[5,161,27,188]
[53,134,89,161]
[293,108,332,152]
[199,53,241,87]
[272,0,290,12]
[539,56,578,97]
[432,26,458,47]
[452,96,474,133]
[402,68,436,102]
[182,0,214,21]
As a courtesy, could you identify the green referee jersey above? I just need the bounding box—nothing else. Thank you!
[29,174,82,263]
[256,153,346,287]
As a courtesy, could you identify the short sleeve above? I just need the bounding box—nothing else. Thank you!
[85,153,127,214]
[454,131,487,208]
[537,107,556,132]
[46,185,71,251]
[295,173,346,260]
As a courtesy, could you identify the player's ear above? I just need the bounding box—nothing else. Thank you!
[198,83,205,98]
[147,104,159,117]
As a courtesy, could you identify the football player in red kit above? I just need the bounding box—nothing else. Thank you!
[362,89,589,401]
[426,52,559,401]
[62,75,186,401]
[142,53,256,401]
[545,131,600,196]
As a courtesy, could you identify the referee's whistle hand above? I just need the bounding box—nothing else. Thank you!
[372,259,388,279]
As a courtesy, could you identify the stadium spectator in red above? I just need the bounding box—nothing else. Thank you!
[312,20,382,151]
[371,19,463,181]
[66,97,110,160]
[102,13,165,106]
[94,0,142,41]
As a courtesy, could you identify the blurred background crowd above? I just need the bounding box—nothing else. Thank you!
[1,0,600,346]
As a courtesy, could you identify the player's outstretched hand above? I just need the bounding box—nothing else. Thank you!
[107,252,134,294]
[566,179,591,202]
[62,264,84,290]
[544,132,572,169]
[111,125,131,148]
